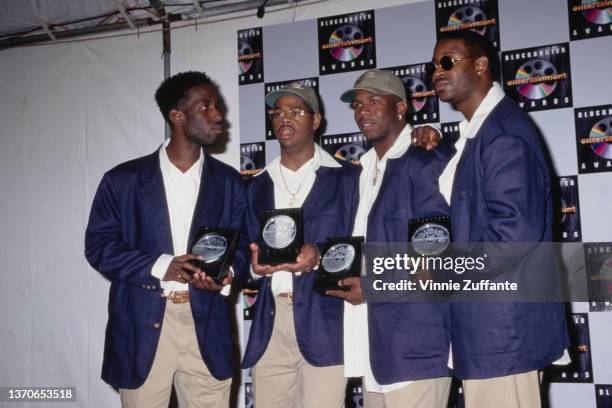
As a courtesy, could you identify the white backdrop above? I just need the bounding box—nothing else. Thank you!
[0,1,421,407]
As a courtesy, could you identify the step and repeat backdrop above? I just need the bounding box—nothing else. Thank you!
[237,0,612,406]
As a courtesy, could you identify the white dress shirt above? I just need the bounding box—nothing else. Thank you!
[438,82,505,205]
[150,139,203,295]
[344,124,415,393]
[256,144,340,296]
[150,139,230,296]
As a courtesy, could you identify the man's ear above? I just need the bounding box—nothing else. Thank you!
[475,56,489,76]
[312,112,321,131]
[169,109,185,127]
[396,99,408,117]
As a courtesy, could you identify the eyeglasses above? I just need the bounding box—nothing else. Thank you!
[268,108,312,121]
[424,55,479,76]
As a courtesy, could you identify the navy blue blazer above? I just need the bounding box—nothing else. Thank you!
[449,97,569,379]
[241,160,359,369]
[361,145,453,384]
[85,149,248,388]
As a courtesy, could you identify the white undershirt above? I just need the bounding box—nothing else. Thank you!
[259,144,340,296]
[344,124,415,393]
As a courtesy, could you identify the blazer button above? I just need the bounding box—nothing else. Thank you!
[153,322,161,329]
[270,310,274,315]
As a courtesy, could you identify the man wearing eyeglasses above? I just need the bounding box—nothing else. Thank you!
[327,69,454,408]
[429,31,568,407]
[240,82,359,408]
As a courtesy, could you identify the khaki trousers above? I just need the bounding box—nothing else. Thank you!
[120,301,231,408]
[463,370,541,408]
[364,377,452,408]
[252,296,347,408]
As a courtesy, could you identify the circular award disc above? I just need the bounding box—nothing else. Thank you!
[192,233,228,263]
[411,223,450,256]
[515,59,558,100]
[328,24,364,62]
[262,215,297,249]
[322,243,356,274]
[589,117,612,160]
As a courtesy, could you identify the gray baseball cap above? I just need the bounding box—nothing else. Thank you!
[265,81,320,113]
[340,69,406,102]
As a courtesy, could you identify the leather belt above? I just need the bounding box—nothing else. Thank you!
[165,291,190,304]
[277,292,293,300]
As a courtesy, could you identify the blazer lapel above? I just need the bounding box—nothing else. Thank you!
[258,172,275,211]
[301,166,330,214]
[139,153,174,254]
[368,158,396,225]
[188,154,220,244]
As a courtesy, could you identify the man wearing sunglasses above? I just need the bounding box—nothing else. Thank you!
[241,82,360,408]
[328,69,454,408]
[429,31,568,407]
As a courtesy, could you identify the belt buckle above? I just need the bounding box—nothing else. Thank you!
[166,291,189,304]
[278,292,293,301]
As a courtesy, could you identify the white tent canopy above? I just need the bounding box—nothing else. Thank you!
[0,0,307,48]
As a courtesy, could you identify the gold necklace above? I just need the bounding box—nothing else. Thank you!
[279,163,306,208]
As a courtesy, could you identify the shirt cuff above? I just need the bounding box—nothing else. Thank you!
[551,348,572,366]
[151,254,174,281]
[219,267,234,297]
[220,284,231,296]
[250,265,263,280]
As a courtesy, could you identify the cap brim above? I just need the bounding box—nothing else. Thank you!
[265,90,297,108]
[340,89,356,103]
[265,89,319,112]
[340,87,401,103]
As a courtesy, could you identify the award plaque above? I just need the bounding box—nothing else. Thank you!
[188,226,239,283]
[408,216,451,256]
[257,208,304,265]
[314,236,365,294]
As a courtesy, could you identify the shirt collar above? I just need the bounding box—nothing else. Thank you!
[459,81,505,139]
[258,143,340,178]
[360,123,414,166]
[159,138,204,179]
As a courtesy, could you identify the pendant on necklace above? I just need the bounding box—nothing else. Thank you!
[288,195,296,208]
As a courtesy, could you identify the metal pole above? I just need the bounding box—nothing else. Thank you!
[162,18,171,139]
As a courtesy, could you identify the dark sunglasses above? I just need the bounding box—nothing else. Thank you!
[424,55,479,76]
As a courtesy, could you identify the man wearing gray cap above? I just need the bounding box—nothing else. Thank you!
[241,81,359,408]
[328,69,454,408]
